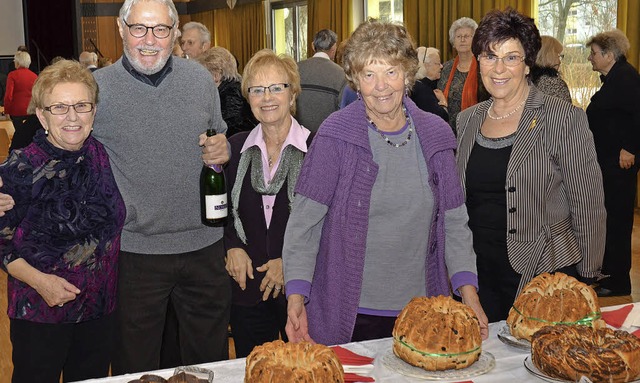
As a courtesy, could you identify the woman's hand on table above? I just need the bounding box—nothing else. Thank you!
[460,285,489,340]
[286,294,314,343]
[225,248,253,290]
[0,176,15,217]
[256,258,284,300]
[6,258,80,307]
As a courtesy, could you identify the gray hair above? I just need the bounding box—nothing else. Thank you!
[14,51,31,68]
[79,51,98,66]
[449,17,478,45]
[183,21,211,44]
[312,29,338,52]
[417,46,440,64]
[586,29,631,61]
[196,47,241,82]
[119,0,179,27]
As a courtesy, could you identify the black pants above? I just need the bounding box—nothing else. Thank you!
[111,240,232,375]
[599,163,637,294]
[230,299,288,358]
[351,314,396,342]
[10,314,114,383]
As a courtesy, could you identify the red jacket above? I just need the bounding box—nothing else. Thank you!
[4,67,37,117]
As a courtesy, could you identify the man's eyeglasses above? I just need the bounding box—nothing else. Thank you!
[478,54,526,67]
[123,20,174,39]
[247,83,290,97]
[43,102,95,115]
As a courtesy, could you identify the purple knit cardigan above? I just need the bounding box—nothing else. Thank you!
[293,96,467,345]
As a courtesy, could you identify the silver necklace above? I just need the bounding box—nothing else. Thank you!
[487,98,526,120]
[264,136,284,167]
[367,106,412,148]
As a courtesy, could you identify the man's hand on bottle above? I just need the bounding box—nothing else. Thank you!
[199,131,230,166]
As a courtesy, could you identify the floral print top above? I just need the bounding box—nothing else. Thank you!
[0,129,125,323]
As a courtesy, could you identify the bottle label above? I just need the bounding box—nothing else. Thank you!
[209,164,223,173]
[204,194,228,219]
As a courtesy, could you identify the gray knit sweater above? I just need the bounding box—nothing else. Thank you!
[93,57,227,254]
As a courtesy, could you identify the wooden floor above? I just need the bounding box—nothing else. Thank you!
[1,215,639,382]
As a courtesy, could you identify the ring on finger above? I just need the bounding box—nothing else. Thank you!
[58,303,64,307]
[274,286,281,291]
[267,285,274,289]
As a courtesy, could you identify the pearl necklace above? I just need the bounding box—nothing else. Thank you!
[367,106,412,148]
[487,98,526,120]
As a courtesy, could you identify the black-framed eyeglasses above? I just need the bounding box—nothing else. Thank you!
[123,20,174,39]
[43,102,94,115]
[247,83,290,97]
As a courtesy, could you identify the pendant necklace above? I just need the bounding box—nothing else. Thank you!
[487,97,526,120]
[367,105,412,148]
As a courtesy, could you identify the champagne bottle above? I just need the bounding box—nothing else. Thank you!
[200,129,227,226]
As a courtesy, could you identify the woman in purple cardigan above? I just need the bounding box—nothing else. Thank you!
[0,60,125,382]
[282,20,488,347]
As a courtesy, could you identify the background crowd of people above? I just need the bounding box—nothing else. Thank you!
[0,0,639,382]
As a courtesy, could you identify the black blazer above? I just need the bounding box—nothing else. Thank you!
[224,128,313,306]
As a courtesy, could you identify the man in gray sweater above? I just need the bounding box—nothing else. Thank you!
[295,29,347,133]
[93,0,231,374]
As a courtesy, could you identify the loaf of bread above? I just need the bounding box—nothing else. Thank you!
[392,296,482,370]
[532,324,640,383]
[507,272,604,341]
[244,340,344,382]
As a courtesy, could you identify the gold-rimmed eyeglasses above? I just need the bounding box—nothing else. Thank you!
[123,20,174,39]
[43,102,94,115]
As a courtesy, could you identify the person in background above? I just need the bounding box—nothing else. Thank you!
[456,8,606,322]
[438,17,488,131]
[296,29,347,133]
[4,51,37,134]
[0,59,125,383]
[196,47,257,137]
[283,19,488,347]
[224,49,312,357]
[411,46,448,121]
[79,51,99,72]
[181,21,211,59]
[530,36,572,103]
[98,57,113,68]
[586,29,640,297]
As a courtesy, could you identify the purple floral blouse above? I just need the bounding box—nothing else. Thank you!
[0,130,125,323]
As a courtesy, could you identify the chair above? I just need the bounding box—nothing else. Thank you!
[0,128,11,163]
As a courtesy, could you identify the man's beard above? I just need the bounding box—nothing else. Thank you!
[123,40,173,75]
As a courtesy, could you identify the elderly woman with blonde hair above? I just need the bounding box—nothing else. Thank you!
[197,47,257,137]
[283,19,488,346]
[223,49,312,357]
[530,36,572,103]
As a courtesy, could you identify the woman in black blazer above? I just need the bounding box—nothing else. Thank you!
[456,9,606,322]
[586,29,640,297]
[223,49,313,357]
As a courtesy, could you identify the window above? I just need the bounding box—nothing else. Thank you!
[535,0,618,109]
[365,0,403,23]
[271,1,308,61]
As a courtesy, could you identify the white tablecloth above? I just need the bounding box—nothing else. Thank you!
[76,303,639,383]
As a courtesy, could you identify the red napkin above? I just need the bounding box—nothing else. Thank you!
[601,304,634,328]
[331,345,375,365]
[344,372,375,382]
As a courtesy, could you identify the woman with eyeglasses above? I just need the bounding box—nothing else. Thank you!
[283,19,488,347]
[223,49,311,357]
[438,17,489,131]
[0,59,125,382]
[585,30,640,298]
[530,36,572,103]
[455,9,606,322]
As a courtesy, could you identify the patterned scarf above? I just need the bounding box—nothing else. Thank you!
[231,144,304,244]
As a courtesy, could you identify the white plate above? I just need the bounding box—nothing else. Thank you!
[497,323,531,350]
[523,355,640,383]
[381,349,495,380]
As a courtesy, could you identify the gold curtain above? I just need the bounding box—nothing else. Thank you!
[403,0,532,61]
[617,0,640,70]
[306,0,351,57]
[191,2,266,72]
